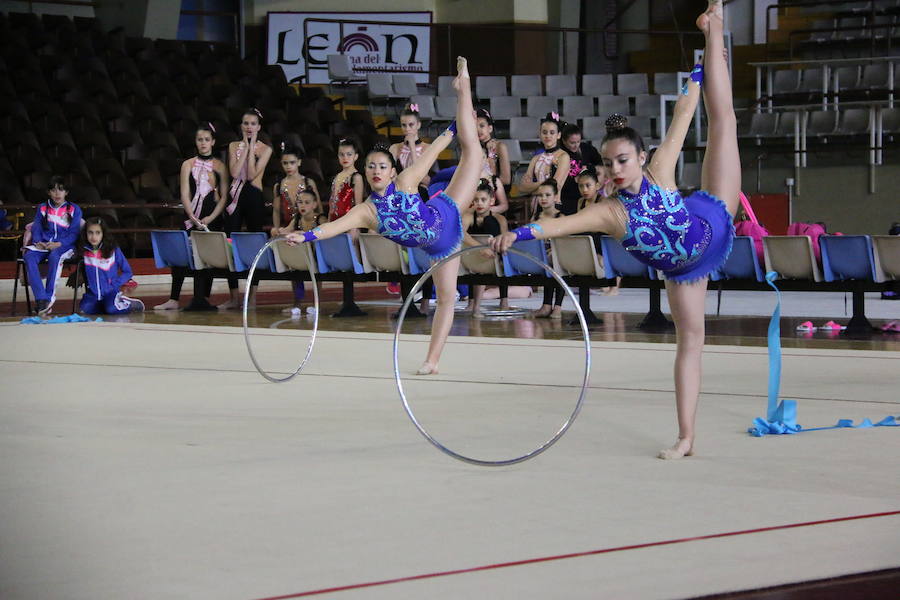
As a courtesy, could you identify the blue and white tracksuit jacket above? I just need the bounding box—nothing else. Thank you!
[80,246,136,314]
[24,200,82,302]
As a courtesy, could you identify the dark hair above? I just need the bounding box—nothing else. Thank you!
[197,121,217,138]
[475,177,495,195]
[576,168,599,183]
[540,112,561,130]
[476,108,494,127]
[601,113,644,153]
[47,175,66,191]
[80,216,117,259]
[366,143,399,170]
[561,122,583,141]
[400,104,421,121]
[337,137,361,155]
[536,177,559,195]
[241,107,264,125]
[279,142,304,159]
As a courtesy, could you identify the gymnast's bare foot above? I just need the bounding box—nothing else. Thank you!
[416,362,439,376]
[696,0,722,33]
[453,56,470,90]
[657,437,694,460]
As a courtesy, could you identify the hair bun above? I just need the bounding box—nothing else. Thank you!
[369,141,391,154]
[605,113,629,132]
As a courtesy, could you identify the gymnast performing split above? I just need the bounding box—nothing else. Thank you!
[492,0,740,460]
[285,57,481,377]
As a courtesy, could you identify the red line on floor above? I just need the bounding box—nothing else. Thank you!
[254,510,900,599]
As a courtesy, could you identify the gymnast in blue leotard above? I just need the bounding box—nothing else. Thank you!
[286,57,483,376]
[493,0,741,460]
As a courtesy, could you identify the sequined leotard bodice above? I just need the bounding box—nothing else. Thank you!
[617,177,713,273]
[368,182,463,260]
[370,183,442,248]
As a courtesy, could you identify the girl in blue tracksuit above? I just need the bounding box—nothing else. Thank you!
[79,217,144,315]
[24,176,83,316]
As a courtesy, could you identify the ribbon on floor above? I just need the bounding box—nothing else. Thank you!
[748,272,899,437]
[20,314,103,325]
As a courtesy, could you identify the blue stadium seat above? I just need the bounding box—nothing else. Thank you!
[501,239,550,277]
[820,235,876,282]
[712,236,764,282]
[599,235,656,279]
[230,232,277,272]
[151,230,195,270]
[314,234,366,274]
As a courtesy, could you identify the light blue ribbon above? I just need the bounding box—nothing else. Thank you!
[20,314,103,325]
[748,272,899,437]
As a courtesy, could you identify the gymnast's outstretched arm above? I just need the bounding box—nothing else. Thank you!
[283,202,376,245]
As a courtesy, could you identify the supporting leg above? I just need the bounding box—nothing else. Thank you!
[417,256,461,375]
[658,278,709,459]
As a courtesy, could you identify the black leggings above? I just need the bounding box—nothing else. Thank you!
[170,192,222,301]
[542,280,563,307]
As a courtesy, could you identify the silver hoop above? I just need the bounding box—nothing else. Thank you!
[393,244,592,466]
[243,237,319,383]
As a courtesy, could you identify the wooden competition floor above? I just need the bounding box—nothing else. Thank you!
[1,301,898,599]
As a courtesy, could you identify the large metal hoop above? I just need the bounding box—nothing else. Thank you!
[393,244,592,466]
[243,237,319,383]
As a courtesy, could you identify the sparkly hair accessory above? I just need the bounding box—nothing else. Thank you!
[208,121,216,133]
[605,113,629,132]
[252,107,263,119]
[551,111,560,122]
[409,103,419,112]
[280,141,285,151]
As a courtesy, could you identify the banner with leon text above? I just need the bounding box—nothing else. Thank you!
[267,12,432,85]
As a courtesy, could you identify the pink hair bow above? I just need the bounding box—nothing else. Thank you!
[409,103,419,112]
[551,111,560,121]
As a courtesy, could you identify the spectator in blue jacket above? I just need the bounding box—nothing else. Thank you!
[23,176,83,316]
[78,217,144,315]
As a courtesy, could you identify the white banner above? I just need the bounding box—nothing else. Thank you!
[267,12,432,85]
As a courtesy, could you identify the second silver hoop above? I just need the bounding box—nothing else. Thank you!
[392,244,592,467]
[242,237,319,383]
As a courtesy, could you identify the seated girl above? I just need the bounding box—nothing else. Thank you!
[79,217,144,315]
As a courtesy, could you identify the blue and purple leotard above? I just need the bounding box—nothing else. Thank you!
[617,177,734,283]
[370,183,463,260]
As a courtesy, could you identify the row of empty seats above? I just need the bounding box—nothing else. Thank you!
[741,106,900,141]
[766,61,898,103]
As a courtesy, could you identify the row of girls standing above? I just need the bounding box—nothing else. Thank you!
[153,108,373,312]
[153,108,272,310]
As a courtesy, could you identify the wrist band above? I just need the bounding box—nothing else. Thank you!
[512,223,543,242]
[681,63,704,95]
[445,121,457,137]
[302,227,323,243]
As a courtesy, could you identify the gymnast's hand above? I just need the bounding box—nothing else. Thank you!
[284,232,303,246]
[490,231,517,254]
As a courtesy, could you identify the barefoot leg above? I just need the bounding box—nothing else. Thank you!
[418,256,461,375]
[658,278,707,459]
[698,0,741,217]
